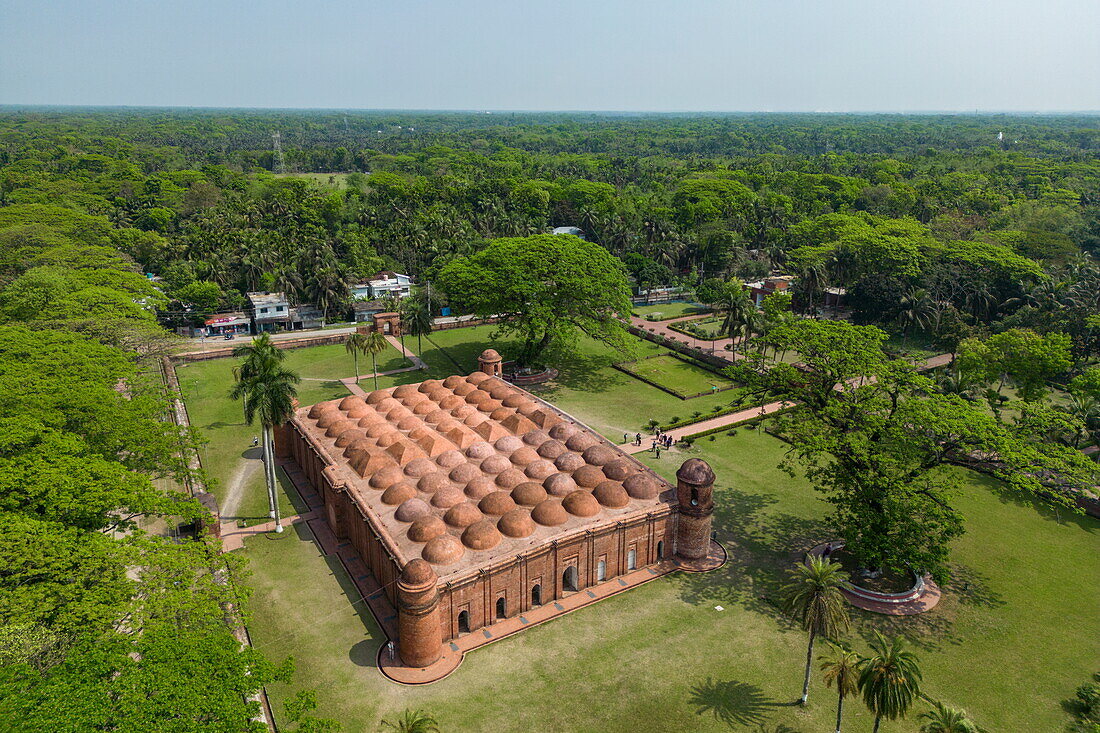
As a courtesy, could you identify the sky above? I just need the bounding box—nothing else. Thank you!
[1,0,1098,112]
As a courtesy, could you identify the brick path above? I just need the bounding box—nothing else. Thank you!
[629,314,743,360]
[617,401,794,455]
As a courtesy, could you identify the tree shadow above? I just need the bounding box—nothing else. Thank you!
[688,677,795,728]
[966,470,1097,534]
[240,446,262,460]
[944,562,1004,610]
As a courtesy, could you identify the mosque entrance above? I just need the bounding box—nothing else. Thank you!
[531,584,542,606]
[457,610,470,634]
[495,597,506,619]
[562,565,579,592]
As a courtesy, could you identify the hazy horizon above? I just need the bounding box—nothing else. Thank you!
[2,0,1098,112]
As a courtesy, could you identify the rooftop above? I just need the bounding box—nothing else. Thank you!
[294,373,674,581]
[246,291,289,307]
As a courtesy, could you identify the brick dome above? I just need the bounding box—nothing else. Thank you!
[393,384,418,399]
[522,429,550,445]
[531,498,568,526]
[573,465,605,488]
[623,473,661,499]
[442,375,465,388]
[462,520,502,550]
[554,452,585,472]
[524,459,557,480]
[498,508,536,538]
[543,472,578,497]
[582,444,618,466]
[548,422,578,441]
[326,420,356,439]
[452,382,476,396]
[430,485,466,509]
[404,457,437,478]
[466,390,491,405]
[537,440,567,459]
[593,481,630,508]
[309,402,338,419]
[408,515,447,542]
[479,348,502,362]
[444,501,482,528]
[422,534,464,565]
[464,477,497,500]
[479,454,511,474]
[395,498,432,523]
[466,370,491,384]
[466,441,495,459]
[478,491,517,516]
[418,472,450,493]
[365,390,388,404]
[677,458,715,486]
[381,482,418,506]
[602,458,638,481]
[334,429,366,448]
[495,467,527,489]
[401,558,436,585]
[449,463,480,483]
[511,481,548,507]
[504,394,532,409]
[566,433,599,452]
[563,490,600,517]
[369,465,405,489]
[509,446,539,466]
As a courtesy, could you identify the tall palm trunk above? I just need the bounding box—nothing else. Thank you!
[834,692,844,733]
[353,351,360,383]
[371,352,379,391]
[801,628,816,704]
[872,714,882,733]
[263,424,282,532]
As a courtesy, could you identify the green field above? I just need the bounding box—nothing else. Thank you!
[243,429,1099,732]
[634,302,709,320]
[621,353,734,397]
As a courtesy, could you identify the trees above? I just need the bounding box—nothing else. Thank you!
[918,702,978,732]
[438,234,631,367]
[819,645,861,733]
[380,709,440,733]
[230,334,300,532]
[858,632,922,733]
[781,555,851,706]
[399,293,433,355]
[345,332,368,384]
[363,331,389,391]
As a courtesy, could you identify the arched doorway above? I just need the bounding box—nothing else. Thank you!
[627,548,637,571]
[657,541,665,559]
[531,584,542,607]
[457,610,470,634]
[596,559,606,582]
[562,565,579,592]
[495,596,506,619]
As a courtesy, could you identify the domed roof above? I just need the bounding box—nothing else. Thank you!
[466,390,491,405]
[401,558,436,585]
[417,378,442,393]
[623,473,661,499]
[315,411,342,429]
[489,384,513,401]
[490,407,513,422]
[369,465,405,489]
[498,508,536,538]
[602,458,637,481]
[511,481,548,507]
[573,465,605,488]
[394,497,432,522]
[504,394,533,409]
[403,457,437,478]
[479,400,504,414]
[479,348,502,362]
[524,459,556,480]
[393,384,419,399]
[464,477,497,500]
[522,429,550,446]
[376,432,400,448]
[435,449,465,468]
[509,446,539,466]
[478,491,517,516]
[548,422,578,441]
[582,444,618,466]
[444,501,482,528]
[381,482,418,506]
[676,458,715,486]
[346,405,371,419]
[543,472,578,497]
[531,498,568,526]
[442,375,465,388]
[449,463,480,484]
[407,515,447,542]
[334,429,367,448]
[537,439,567,459]
[593,481,630,508]
[494,435,524,453]
[422,534,464,565]
[554,452,585,472]
[417,472,451,493]
[430,485,466,509]
[466,371,491,384]
[365,422,390,438]
[365,390,389,405]
[397,415,420,431]
[462,520,502,550]
[566,433,599,452]
[563,490,600,517]
[466,441,495,459]
[439,394,464,409]
[326,420,355,439]
[452,382,476,396]
[309,402,338,419]
[494,468,526,489]
[479,454,511,474]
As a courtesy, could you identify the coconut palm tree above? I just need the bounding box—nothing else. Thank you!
[379,708,440,733]
[918,701,978,732]
[400,295,433,355]
[820,645,860,733]
[896,287,935,348]
[782,555,851,705]
[345,332,369,384]
[363,331,389,391]
[230,337,300,532]
[859,631,923,733]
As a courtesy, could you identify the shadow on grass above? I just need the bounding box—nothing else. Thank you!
[967,471,1098,534]
[689,677,798,729]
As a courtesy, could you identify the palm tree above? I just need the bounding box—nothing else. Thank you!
[363,331,389,391]
[400,295,433,355]
[918,702,978,732]
[820,645,860,733]
[782,555,851,705]
[713,279,757,349]
[345,332,369,384]
[896,288,935,348]
[379,708,439,733]
[230,336,300,532]
[859,631,923,733]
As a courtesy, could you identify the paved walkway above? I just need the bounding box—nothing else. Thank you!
[220,511,316,552]
[617,401,793,454]
[629,314,743,360]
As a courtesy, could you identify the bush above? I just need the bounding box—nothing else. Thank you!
[669,416,680,423]
[692,411,702,418]
[726,429,737,436]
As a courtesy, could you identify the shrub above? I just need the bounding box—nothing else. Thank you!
[708,435,716,441]
[726,429,737,436]
[670,416,680,423]
[692,411,702,418]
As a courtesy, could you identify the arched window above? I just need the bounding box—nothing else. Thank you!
[495,596,506,619]
[657,541,665,559]
[628,548,637,570]
[691,488,699,506]
[562,566,579,592]
[597,559,607,582]
[531,584,542,607]
[457,610,470,634]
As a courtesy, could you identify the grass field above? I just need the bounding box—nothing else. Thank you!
[621,354,734,397]
[634,302,709,320]
[243,429,1100,732]
[670,315,727,340]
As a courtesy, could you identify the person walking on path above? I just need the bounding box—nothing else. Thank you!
[655,445,661,458]
[635,433,642,446]
[624,432,630,444]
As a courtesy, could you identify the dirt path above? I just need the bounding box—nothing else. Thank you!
[221,450,263,519]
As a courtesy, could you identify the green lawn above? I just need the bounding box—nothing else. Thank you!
[622,354,734,397]
[244,429,1099,731]
[634,302,709,320]
[670,315,727,340]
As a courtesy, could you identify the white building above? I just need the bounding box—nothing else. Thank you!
[351,271,413,301]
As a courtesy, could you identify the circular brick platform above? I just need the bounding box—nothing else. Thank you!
[808,542,941,616]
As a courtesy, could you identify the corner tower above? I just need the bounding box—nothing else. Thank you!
[477,348,503,378]
[396,559,443,668]
[674,458,715,560]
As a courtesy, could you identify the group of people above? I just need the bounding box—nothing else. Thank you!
[623,430,676,454]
